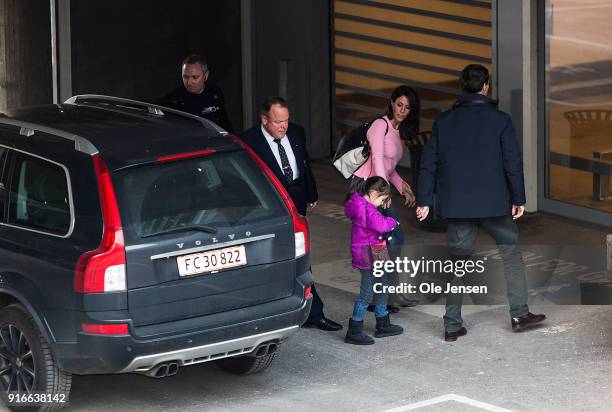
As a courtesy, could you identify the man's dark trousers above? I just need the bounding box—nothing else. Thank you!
[308,284,325,321]
[444,215,529,333]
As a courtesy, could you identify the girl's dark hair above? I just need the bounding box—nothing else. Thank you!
[385,85,420,141]
[344,176,391,205]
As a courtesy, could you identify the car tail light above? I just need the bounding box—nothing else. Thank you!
[82,323,129,335]
[293,216,309,258]
[74,156,127,293]
[304,286,312,299]
[229,135,310,257]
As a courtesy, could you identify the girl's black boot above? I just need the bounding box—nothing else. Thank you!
[374,314,404,338]
[345,319,375,345]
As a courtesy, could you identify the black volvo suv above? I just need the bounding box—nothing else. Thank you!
[0,95,313,408]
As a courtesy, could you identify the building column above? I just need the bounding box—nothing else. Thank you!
[522,0,538,212]
[0,0,54,111]
[0,0,24,111]
[54,0,72,103]
[240,0,254,130]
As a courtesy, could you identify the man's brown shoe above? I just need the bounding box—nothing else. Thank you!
[444,327,467,342]
[511,312,546,330]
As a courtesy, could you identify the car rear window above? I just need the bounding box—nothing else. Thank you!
[112,150,287,240]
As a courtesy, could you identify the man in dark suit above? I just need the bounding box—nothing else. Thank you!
[241,97,342,332]
[416,64,545,342]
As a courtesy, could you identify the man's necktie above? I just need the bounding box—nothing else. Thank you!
[274,139,293,183]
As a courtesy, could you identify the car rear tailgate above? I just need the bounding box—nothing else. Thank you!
[112,149,299,326]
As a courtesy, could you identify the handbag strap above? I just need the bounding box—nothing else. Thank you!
[364,117,389,179]
[368,116,389,137]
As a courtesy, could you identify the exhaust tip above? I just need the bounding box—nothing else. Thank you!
[255,345,269,357]
[167,362,179,376]
[252,341,280,358]
[142,361,181,378]
[155,364,169,378]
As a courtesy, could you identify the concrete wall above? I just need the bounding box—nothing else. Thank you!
[522,0,539,212]
[70,0,243,131]
[251,0,331,158]
[496,0,540,212]
[496,0,524,145]
[0,0,52,112]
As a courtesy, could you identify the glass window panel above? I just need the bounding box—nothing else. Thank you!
[8,153,71,235]
[546,0,612,213]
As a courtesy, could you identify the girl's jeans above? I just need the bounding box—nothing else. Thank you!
[351,268,389,321]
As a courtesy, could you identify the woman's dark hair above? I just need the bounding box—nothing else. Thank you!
[344,176,391,205]
[385,85,420,141]
[461,64,489,93]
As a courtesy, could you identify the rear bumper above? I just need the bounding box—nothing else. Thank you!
[53,293,312,375]
[121,325,299,373]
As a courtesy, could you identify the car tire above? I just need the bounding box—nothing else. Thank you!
[216,352,277,375]
[0,304,71,411]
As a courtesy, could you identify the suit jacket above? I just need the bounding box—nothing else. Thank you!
[240,123,318,216]
[417,93,526,218]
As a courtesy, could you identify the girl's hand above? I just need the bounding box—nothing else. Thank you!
[402,182,416,207]
[382,196,392,209]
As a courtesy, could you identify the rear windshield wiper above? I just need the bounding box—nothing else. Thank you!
[141,224,218,238]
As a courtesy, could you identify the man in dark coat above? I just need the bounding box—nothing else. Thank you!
[416,64,545,342]
[240,97,342,332]
[161,54,234,133]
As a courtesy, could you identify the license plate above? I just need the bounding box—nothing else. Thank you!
[176,245,247,277]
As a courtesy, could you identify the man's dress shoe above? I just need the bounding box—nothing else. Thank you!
[511,312,546,330]
[304,317,343,331]
[444,327,467,342]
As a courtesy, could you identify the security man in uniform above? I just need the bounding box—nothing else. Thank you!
[162,54,234,133]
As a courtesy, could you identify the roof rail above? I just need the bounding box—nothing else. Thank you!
[0,117,99,155]
[64,94,227,135]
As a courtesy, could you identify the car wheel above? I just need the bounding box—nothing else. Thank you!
[216,352,277,375]
[0,304,71,410]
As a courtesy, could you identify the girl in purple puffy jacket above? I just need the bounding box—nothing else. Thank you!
[344,177,404,345]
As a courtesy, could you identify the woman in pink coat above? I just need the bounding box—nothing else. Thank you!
[353,85,421,311]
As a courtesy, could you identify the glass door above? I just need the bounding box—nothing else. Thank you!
[542,0,612,225]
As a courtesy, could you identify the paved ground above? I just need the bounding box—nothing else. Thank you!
[63,297,611,412]
[4,162,610,412]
